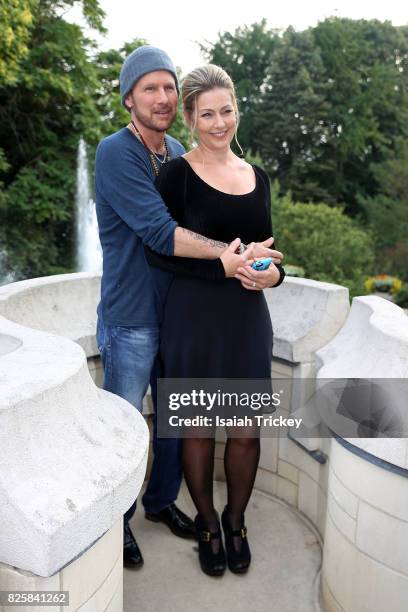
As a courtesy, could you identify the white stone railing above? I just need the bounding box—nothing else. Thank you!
[316,295,408,468]
[265,276,350,363]
[315,296,408,612]
[1,273,408,612]
[0,274,149,610]
[264,276,350,454]
[0,272,101,356]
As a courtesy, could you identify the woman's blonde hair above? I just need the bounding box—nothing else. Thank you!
[181,64,243,155]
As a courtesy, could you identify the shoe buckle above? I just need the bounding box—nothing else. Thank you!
[200,530,211,542]
[241,527,247,539]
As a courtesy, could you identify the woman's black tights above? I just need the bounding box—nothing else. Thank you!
[182,434,260,549]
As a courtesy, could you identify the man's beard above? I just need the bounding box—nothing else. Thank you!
[133,107,176,133]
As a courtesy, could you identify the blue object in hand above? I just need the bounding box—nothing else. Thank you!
[251,257,273,271]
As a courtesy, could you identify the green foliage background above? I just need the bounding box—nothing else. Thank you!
[0,3,407,300]
[270,182,374,296]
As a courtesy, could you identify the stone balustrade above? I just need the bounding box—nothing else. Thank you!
[0,274,149,611]
[315,296,408,612]
[0,273,407,612]
[264,276,350,363]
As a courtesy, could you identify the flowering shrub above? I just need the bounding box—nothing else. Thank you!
[364,275,402,294]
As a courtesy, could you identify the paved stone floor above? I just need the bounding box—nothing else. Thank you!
[124,481,322,612]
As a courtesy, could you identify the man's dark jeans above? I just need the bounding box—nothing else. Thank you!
[96,318,182,522]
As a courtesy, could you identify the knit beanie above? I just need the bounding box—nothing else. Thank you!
[119,45,179,108]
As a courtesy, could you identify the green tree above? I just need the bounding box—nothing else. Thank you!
[0,0,105,279]
[205,17,408,217]
[0,0,37,85]
[201,20,279,154]
[313,18,408,213]
[0,0,37,279]
[270,181,375,296]
[255,27,333,203]
[359,139,408,280]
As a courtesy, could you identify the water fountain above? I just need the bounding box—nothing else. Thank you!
[0,250,15,287]
[76,138,102,273]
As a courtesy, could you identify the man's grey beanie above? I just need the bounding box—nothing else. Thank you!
[120,45,179,108]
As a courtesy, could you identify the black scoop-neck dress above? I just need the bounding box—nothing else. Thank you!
[145,157,280,379]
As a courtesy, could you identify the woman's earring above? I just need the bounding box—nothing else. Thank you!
[234,131,245,158]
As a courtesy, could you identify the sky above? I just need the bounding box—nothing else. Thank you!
[67,0,408,75]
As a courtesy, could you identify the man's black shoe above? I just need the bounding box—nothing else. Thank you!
[145,503,196,539]
[123,523,144,569]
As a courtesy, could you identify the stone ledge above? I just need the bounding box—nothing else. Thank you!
[316,296,408,470]
[0,275,149,577]
[0,273,100,358]
[265,277,349,362]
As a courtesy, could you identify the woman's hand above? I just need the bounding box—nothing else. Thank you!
[235,262,281,290]
[248,237,283,265]
[220,238,254,278]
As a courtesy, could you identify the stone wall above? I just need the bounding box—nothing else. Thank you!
[1,273,407,612]
[0,274,149,611]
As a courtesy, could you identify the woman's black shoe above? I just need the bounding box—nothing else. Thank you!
[195,514,226,577]
[221,506,251,574]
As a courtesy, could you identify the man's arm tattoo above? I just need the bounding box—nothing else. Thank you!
[181,227,226,250]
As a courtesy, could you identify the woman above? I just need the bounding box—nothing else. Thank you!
[145,65,285,576]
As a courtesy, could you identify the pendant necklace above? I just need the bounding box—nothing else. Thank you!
[127,120,170,176]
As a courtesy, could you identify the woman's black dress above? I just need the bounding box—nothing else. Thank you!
[145,157,284,379]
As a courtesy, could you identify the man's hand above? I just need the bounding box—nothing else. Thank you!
[221,238,254,277]
[235,262,281,290]
[246,237,283,265]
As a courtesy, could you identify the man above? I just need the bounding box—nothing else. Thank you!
[95,45,281,569]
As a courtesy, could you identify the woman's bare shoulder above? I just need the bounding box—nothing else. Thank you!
[181,150,201,166]
[237,157,252,168]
